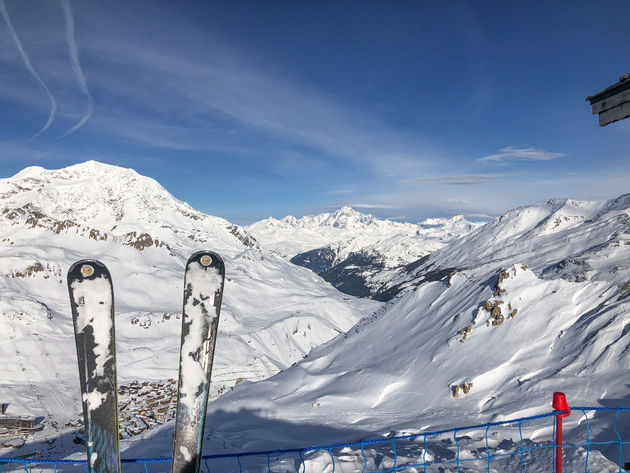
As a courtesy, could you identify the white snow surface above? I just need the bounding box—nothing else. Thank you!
[2,161,630,471]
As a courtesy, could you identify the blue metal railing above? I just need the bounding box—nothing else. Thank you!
[1,406,629,472]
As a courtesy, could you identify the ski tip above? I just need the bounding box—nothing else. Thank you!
[187,251,225,272]
[67,259,111,283]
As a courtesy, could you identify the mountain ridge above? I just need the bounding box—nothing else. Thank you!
[248,207,483,299]
[0,161,380,456]
[198,192,630,469]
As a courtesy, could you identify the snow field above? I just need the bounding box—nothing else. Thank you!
[1,163,629,471]
[0,162,380,459]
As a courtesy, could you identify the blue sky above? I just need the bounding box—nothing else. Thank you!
[0,0,629,224]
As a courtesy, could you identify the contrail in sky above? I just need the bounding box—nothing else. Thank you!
[0,0,57,140]
[56,0,93,139]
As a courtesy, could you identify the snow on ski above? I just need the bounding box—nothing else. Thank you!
[172,251,225,473]
[68,260,121,473]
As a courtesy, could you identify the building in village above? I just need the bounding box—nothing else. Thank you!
[0,403,39,432]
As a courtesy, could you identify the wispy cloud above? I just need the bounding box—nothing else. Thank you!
[55,0,93,140]
[79,35,442,177]
[466,213,492,219]
[0,5,447,177]
[326,189,354,195]
[340,164,630,224]
[346,203,398,209]
[0,0,57,140]
[400,173,511,185]
[447,197,471,204]
[477,146,565,163]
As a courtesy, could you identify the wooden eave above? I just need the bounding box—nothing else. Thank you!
[586,73,630,126]
[587,73,630,104]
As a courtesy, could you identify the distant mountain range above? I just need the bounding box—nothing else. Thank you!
[247,208,483,299]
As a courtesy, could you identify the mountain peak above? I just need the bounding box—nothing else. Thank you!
[12,165,47,179]
[1,160,267,261]
[323,206,376,229]
[12,160,137,180]
[333,205,360,216]
[1,160,208,234]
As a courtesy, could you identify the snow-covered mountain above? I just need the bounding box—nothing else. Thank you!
[247,207,420,258]
[3,162,630,471]
[0,161,379,454]
[248,208,483,299]
[198,193,630,469]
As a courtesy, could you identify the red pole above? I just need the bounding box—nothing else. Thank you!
[555,414,563,473]
[552,392,571,473]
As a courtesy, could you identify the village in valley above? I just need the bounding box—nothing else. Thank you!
[116,379,178,438]
[1,379,180,450]
[80,379,179,440]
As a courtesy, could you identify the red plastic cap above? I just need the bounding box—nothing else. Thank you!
[553,392,571,418]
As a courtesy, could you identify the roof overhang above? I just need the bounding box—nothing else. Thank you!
[586,73,630,126]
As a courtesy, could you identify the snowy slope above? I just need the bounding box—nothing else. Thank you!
[179,194,630,469]
[249,208,483,298]
[0,161,379,453]
[3,164,629,470]
[49,194,627,471]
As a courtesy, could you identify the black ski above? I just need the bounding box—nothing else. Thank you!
[68,260,121,473]
[172,251,225,473]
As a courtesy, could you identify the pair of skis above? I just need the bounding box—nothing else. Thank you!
[68,251,225,473]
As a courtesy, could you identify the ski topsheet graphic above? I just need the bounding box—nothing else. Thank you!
[172,251,225,473]
[68,260,121,473]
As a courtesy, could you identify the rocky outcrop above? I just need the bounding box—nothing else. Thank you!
[542,257,589,282]
[476,266,526,327]
[458,325,472,342]
[3,205,111,243]
[13,262,44,278]
[123,232,166,251]
[452,382,473,398]
[484,300,505,326]
[8,261,63,282]
[227,225,258,249]
[494,265,527,296]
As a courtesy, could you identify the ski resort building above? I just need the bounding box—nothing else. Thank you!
[587,73,630,126]
[0,404,38,432]
[0,415,37,430]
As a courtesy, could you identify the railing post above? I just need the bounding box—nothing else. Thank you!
[552,392,571,473]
